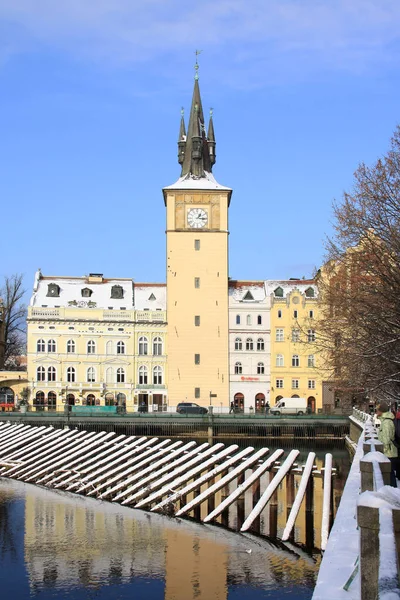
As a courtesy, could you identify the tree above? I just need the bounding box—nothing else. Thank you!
[0,274,26,369]
[317,126,400,403]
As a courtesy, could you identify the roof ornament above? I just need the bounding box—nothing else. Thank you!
[181,107,184,116]
[210,107,213,117]
[194,49,202,80]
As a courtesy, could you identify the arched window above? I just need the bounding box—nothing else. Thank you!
[117,393,126,406]
[87,367,96,383]
[236,315,241,325]
[67,393,75,406]
[257,362,265,375]
[278,310,282,318]
[67,367,76,383]
[106,340,113,355]
[48,339,56,353]
[275,395,283,403]
[235,337,242,351]
[116,341,125,355]
[246,314,252,326]
[308,354,315,367]
[105,393,114,406]
[257,315,262,325]
[35,391,45,405]
[116,368,125,383]
[87,340,96,354]
[37,339,45,353]
[139,365,148,385]
[0,387,14,404]
[139,336,148,355]
[153,337,163,356]
[48,391,57,409]
[292,355,300,367]
[234,362,242,375]
[276,354,284,367]
[246,338,253,351]
[47,366,56,382]
[257,338,264,351]
[67,340,75,353]
[106,367,113,384]
[153,366,163,385]
[86,394,96,406]
[37,366,45,381]
[234,393,244,412]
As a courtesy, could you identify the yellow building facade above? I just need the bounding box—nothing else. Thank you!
[267,280,323,412]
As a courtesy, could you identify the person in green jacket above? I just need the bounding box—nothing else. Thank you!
[377,401,399,484]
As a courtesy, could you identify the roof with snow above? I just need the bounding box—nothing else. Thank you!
[264,279,318,298]
[229,280,266,303]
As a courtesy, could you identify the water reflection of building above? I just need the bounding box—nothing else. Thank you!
[22,475,323,598]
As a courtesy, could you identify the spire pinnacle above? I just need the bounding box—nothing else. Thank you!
[194,49,202,80]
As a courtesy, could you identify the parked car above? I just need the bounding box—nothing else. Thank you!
[176,402,208,415]
[270,397,307,416]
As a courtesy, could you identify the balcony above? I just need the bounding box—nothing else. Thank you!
[136,384,166,390]
[136,311,166,323]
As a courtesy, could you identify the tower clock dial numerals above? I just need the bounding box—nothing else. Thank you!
[187,208,208,229]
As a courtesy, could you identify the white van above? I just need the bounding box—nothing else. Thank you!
[270,397,308,416]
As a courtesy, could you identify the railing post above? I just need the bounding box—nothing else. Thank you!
[360,452,391,492]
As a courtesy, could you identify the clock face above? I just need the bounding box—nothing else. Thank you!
[187,208,208,229]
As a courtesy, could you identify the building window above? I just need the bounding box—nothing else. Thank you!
[236,315,241,325]
[153,366,163,385]
[308,379,316,389]
[116,341,125,355]
[48,366,56,382]
[257,315,262,325]
[81,288,93,298]
[292,379,299,389]
[276,328,284,342]
[274,287,284,297]
[37,339,45,353]
[194,239,200,251]
[106,340,113,355]
[278,310,282,318]
[111,285,124,299]
[276,379,284,389]
[138,336,148,355]
[195,387,200,399]
[276,354,284,367]
[194,277,200,288]
[246,314,252,326]
[153,337,162,355]
[48,391,57,409]
[87,367,96,383]
[195,354,200,365]
[86,394,96,406]
[87,340,96,354]
[293,310,298,319]
[106,367,113,384]
[48,339,56,353]
[117,368,125,383]
[47,283,60,297]
[309,310,314,319]
[257,362,265,375]
[246,338,253,351]
[138,366,148,385]
[235,337,242,351]
[305,287,315,298]
[195,316,200,326]
[235,362,242,375]
[308,354,315,367]
[37,366,45,382]
[67,340,75,353]
[67,367,76,383]
[307,329,316,342]
[292,355,300,367]
[257,338,264,351]
[292,329,300,343]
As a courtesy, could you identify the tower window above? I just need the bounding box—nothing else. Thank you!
[195,316,200,326]
[194,387,200,399]
[293,310,298,318]
[194,277,200,289]
[194,239,200,251]
[194,354,200,365]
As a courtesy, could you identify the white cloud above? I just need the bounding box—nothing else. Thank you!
[1,0,400,84]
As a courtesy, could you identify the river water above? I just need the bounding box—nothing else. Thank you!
[0,443,349,600]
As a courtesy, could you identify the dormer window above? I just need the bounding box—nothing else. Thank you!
[305,287,315,298]
[243,291,254,301]
[111,285,124,299]
[81,288,93,298]
[148,293,156,301]
[47,283,60,297]
[274,287,284,298]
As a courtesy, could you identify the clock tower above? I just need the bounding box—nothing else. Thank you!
[163,68,231,408]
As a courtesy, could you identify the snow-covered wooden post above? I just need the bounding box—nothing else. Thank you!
[357,489,400,600]
[360,452,391,492]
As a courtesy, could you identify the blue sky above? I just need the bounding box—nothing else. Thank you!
[1,0,400,296]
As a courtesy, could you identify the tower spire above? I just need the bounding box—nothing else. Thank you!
[177,53,216,178]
